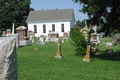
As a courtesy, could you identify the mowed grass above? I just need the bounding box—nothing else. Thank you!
[17,37,120,80]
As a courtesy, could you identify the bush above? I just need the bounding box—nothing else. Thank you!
[69,28,87,56]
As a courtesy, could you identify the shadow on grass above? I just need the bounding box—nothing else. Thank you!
[91,50,120,61]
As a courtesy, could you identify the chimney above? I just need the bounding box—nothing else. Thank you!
[56,8,58,10]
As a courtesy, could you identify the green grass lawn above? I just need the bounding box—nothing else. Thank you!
[17,37,120,80]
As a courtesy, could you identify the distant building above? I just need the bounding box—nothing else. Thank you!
[26,8,75,37]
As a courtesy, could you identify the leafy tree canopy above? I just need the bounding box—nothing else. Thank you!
[75,19,86,28]
[73,0,120,36]
[0,0,34,31]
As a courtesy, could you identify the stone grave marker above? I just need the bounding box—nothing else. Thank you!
[36,35,45,45]
[45,36,50,42]
[32,38,34,43]
[30,36,33,40]
[83,45,91,62]
[62,38,64,43]
[6,29,11,37]
[28,30,34,37]
[100,32,105,40]
[16,26,31,46]
[55,43,63,59]
[106,49,113,54]
[2,31,6,36]
[34,48,39,51]
[106,42,112,47]
[97,34,100,43]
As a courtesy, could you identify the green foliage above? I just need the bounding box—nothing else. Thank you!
[73,0,120,36]
[0,0,34,31]
[70,28,87,56]
[75,19,85,28]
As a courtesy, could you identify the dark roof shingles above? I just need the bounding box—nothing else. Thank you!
[26,9,73,22]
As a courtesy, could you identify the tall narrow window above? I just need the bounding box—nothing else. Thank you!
[52,24,55,31]
[34,25,37,33]
[43,25,46,33]
[61,24,64,32]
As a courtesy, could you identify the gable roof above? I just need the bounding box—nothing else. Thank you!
[26,9,74,23]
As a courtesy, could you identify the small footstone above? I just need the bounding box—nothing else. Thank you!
[34,48,39,51]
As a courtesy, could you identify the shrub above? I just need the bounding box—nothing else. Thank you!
[69,28,87,56]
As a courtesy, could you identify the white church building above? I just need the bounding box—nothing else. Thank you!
[26,8,75,37]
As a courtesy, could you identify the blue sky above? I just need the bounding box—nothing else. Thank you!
[30,0,89,22]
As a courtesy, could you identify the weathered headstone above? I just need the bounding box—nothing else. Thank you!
[16,26,31,46]
[106,42,112,47]
[36,35,45,45]
[62,38,64,43]
[45,37,50,42]
[6,29,11,37]
[49,38,60,43]
[34,48,39,51]
[32,38,34,43]
[2,31,6,36]
[28,30,34,37]
[106,49,113,54]
[55,43,62,59]
[100,32,105,40]
[0,37,17,80]
[91,33,98,45]
[113,37,120,46]
[83,45,91,62]
[97,34,100,43]
[30,36,33,41]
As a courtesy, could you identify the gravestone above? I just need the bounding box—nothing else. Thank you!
[49,32,59,38]
[0,37,17,80]
[62,38,64,43]
[97,34,100,43]
[49,38,60,43]
[113,37,120,46]
[2,31,6,36]
[30,36,33,41]
[40,35,44,43]
[34,48,39,51]
[83,45,91,62]
[45,37,50,42]
[16,26,31,46]
[32,38,34,43]
[106,49,113,54]
[28,30,34,37]
[100,32,105,40]
[106,42,112,47]
[36,35,45,45]
[91,33,98,45]
[90,38,93,42]
[6,29,11,37]
[63,32,68,38]
[55,43,63,59]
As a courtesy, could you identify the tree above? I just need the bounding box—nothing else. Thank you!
[0,0,34,31]
[73,0,120,36]
[75,19,85,28]
[70,28,87,56]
